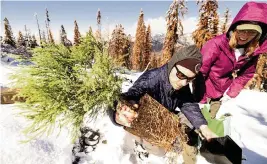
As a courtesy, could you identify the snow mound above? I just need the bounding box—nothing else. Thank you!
[217,90,267,164]
[0,105,73,164]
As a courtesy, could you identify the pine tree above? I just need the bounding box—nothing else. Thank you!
[132,9,146,70]
[96,9,101,39]
[46,8,51,26]
[150,52,158,69]
[142,24,152,70]
[72,32,103,66]
[3,17,16,47]
[60,25,72,47]
[88,26,93,36]
[34,13,42,44]
[74,20,81,45]
[156,53,161,68]
[45,8,51,42]
[192,0,219,48]
[210,1,219,36]
[158,54,164,68]
[161,0,187,66]
[109,26,119,59]
[48,29,55,44]
[11,33,122,141]
[17,31,26,47]
[24,25,30,47]
[95,30,101,42]
[60,25,67,44]
[221,8,230,34]
[31,35,38,48]
[41,30,47,44]
[108,24,131,68]
[127,34,134,69]
[245,53,267,92]
[28,35,33,48]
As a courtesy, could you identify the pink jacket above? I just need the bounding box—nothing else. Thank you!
[200,2,267,103]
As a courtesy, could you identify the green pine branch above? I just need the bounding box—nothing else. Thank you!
[10,34,122,142]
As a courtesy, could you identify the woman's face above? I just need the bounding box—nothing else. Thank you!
[236,29,258,45]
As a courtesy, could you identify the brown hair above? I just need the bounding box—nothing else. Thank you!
[229,30,260,57]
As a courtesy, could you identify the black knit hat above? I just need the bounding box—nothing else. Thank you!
[167,45,202,75]
[176,58,201,74]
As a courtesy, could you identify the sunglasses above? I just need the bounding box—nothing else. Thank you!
[174,65,195,82]
[236,29,258,35]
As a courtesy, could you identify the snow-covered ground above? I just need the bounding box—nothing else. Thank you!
[217,90,267,164]
[0,104,73,164]
[1,63,267,164]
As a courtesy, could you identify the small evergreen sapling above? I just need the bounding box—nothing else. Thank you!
[11,33,122,141]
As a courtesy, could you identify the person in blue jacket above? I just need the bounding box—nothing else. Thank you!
[111,45,217,163]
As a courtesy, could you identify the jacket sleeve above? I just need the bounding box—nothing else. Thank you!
[180,102,208,129]
[226,57,258,98]
[120,71,152,105]
[200,39,219,79]
[178,87,207,129]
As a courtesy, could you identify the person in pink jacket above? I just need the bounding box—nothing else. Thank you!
[199,2,267,118]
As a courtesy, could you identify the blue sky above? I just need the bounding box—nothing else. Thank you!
[1,1,260,42]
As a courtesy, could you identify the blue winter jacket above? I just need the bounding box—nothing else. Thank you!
[121,64,207,129]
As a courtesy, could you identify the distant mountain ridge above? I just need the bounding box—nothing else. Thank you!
[151,33,194,52]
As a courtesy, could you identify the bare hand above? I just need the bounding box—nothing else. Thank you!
[115,102,138,127]
[199,125,218,142]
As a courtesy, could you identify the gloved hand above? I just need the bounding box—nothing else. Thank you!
[220,94,231,104]
[199,125,218,142]
[115,102,138,127]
